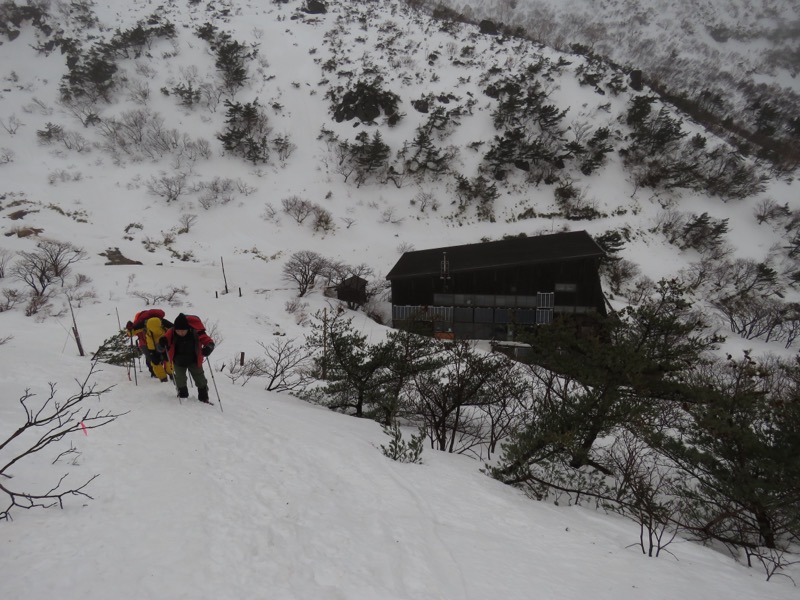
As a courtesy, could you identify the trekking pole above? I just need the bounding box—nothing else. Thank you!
[171,364,182,405]
[118,308,134,382]
[206,357,223,413]
[129,335,138,385]
[159,349,181,404]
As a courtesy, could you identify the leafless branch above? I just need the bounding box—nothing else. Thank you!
[0,363,126,521]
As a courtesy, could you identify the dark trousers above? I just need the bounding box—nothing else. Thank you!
[174,362,208,390]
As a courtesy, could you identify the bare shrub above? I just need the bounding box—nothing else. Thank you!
[199,82,224,112]
[61,131,90,152]
[285,298,310,325]
[318,258,348,288]
[130,286,187,306]
[0,288,22,312]
[142,236,160,253]
[99,108,208,163]
[146,172,189,202]
[380,207,404,224]
[224,339,311,391]
[175,138,212,167]
[196,176,236,209]
[125,78,151,105]
[48,169,83,185]
[224,355,268,386]
[59,96,100,127]
[64,273,97,308]
[0,248,13,277]
[312,205,335,234]
[23,97,52,116]
[603,431,681,558]
[0,365,125,521]
[282,250,328,297]
[706,258,783,298]
[178,213,198,233]
[135,61,157,78]
[236,179,256,196]
[713,294,790,342]
[602,258,640,295]
[282,195,314,223]
[261,203,280,223]
[754,198,790,225]
[0,114,22,135]
[24,292,51,316]
[654,210,688,245]
[11,239,87,295]
[412,190,439,212]
[36,123,90,152]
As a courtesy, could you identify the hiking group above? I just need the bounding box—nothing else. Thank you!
[126,310,216,403]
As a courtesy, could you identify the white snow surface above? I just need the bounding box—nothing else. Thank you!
[0,0,798,598]
[4,348,796,600]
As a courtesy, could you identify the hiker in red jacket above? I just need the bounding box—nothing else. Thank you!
[157,313,215,403]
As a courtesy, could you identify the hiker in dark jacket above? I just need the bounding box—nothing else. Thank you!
[158,313,215,403]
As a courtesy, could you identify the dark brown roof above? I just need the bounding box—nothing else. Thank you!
[386,230,604,280]
[338,275,368,289]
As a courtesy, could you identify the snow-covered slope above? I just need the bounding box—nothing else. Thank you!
[1,1,799,597]
[448,0,800,92]
[2,338,797,600]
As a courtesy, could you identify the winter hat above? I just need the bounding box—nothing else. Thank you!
[173,313,189,330]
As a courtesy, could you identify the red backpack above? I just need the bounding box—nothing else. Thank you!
[133,308,165,328]
[184,314,206,332]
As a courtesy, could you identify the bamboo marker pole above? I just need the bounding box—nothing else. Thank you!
[221,256,229,294]
[66,294,85,357]
[322,307,327,380]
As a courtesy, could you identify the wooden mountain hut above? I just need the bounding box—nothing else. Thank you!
[336,275,368,308]
[385,230,607,340]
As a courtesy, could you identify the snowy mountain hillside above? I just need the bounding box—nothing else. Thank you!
[436,0,800,169]
[1,0,797,333]
[1,0,799,597]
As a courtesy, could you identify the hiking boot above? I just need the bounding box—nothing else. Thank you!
[177,386,189,399]
[198,387,209,403]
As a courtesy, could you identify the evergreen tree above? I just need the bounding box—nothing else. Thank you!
[493,279,720,486]
[61,49,118,102]
[215,38,253,95]
[371,329,443,425]
[92,331,139,366]
[305,310,393,417]
[656,353,800,555]
[580,126,613,175]
[403,128,452,177]
[217,100,271,164]
[347,131,391,187]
